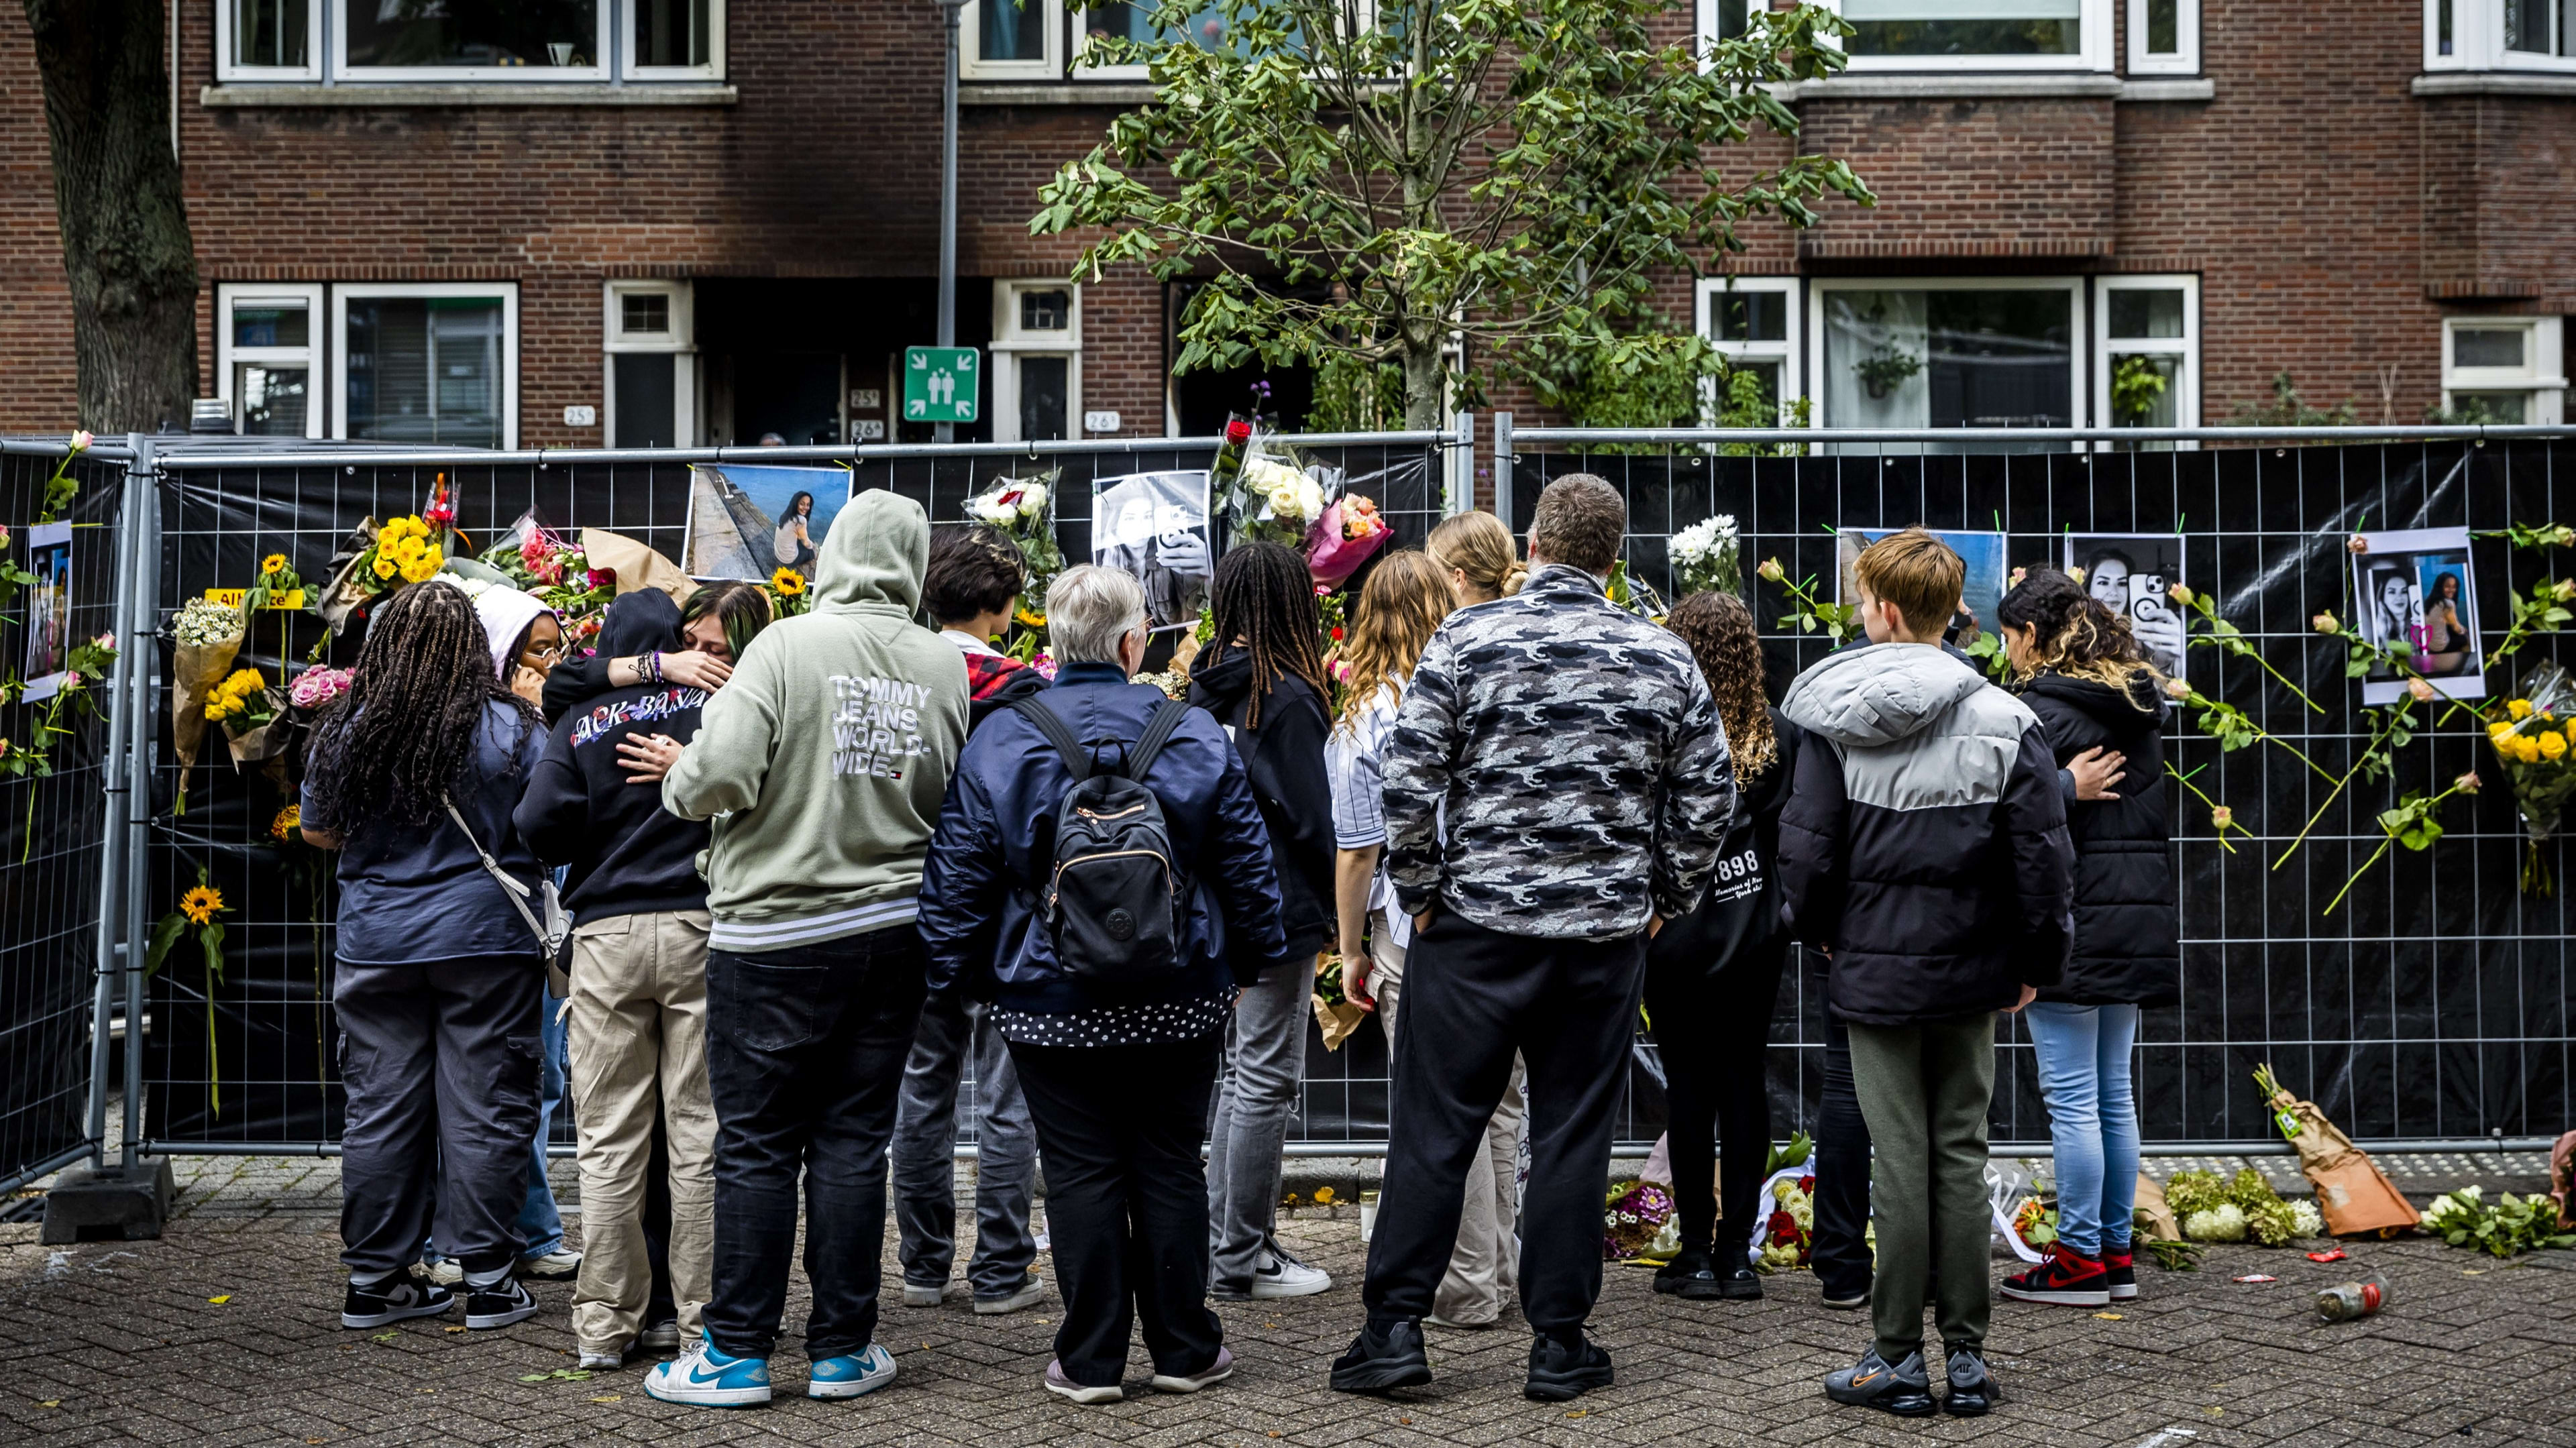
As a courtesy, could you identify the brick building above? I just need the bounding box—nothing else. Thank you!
[0,2,2570,447]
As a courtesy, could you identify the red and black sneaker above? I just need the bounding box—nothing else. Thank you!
[1999,1244,2110,1307]
[2102,1243,2137,1302]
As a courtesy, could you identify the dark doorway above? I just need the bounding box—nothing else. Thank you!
[694,278,994,445]
[1167,279,1319,435]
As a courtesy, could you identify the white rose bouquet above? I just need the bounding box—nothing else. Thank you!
[965,469,1064,636]
[1670,514,1741,598]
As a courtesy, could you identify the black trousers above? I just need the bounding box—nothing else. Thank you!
[1644,936,1788,1258]
[701,926,926,1361]
[1809,1021,1876,1299]
[1363,911,1646,1341]
[1010,1034,1227,1389]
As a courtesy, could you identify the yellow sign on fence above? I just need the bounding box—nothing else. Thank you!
[203,588,305,610]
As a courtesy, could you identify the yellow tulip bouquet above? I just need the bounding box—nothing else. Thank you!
[2484,663,2576,895]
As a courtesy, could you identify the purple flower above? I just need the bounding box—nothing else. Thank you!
[290,667,354,710]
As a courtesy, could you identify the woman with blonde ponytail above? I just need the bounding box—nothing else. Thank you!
[1425,510,1527,605]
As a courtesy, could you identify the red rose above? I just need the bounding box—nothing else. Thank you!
[1768,1211,1795,1236]
[1225,419,1252,445]
[1330,626,1344,641]
[1799,1175,1815,1193]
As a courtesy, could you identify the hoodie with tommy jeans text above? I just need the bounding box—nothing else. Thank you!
[661,490,970,953]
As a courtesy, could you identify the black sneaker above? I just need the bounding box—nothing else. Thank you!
[1713,1260,1763,1300]
[1328,1319,1431,1394]
[1524,1334,1613,1402]
[1652,1248,1723,1300]
[466,1276,540,1330]
[1823,1347,1937,1417]
[1942,1346,1998,1416]
[342,1272,454,1329]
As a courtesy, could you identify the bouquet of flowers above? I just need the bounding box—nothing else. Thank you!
[1669,514,1742,598]
[967,471,1067,632]
[2420,1184,2576,1259]
[1603,1179,1678,1262]
[288,666,352,714]
[1305,491,1389,588]
[170,598,247,812]
[1746,1133,1818,1270]
[2483,663,2576,895]
[364,514,445,590]
[204,666,287,767]
[765,566,811,620]
[1309,952,1368,1052]
[1220,424,1330,551]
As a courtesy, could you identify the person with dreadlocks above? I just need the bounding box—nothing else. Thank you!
[1188,539,1339,1301]
[1643,590,1807,1303]
[300,580,552,1335]
[1992,567,2176,1312]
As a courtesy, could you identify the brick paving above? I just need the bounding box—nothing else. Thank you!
[3,1153,2573,1448]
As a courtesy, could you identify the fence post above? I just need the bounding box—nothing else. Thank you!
[40,436,171,1243]
[1446,410,1475,516]
[1491,411,1513,526]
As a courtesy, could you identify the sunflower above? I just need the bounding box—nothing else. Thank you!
[1014,605,1046,628]
[261,553,289,577]
[180,884,227,926]
[268,804,302,842]
[771,567,807,597]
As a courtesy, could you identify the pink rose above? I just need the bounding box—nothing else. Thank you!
[289,667,354,710]
[2407,677,2436,704]
[68,429,93,451]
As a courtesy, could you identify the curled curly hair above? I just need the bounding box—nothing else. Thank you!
[305,581,540,838]
[1996,567,2161,706]
[1195,540,1328,730]
[1334,551,1456,733]
[1662,590,1778,779]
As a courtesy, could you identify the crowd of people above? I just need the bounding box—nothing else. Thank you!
[297,471,2176,1417]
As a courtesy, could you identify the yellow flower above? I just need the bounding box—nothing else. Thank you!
[261,553,289,577]
[771,567,807,597]
[2543,730,2570,761]
[372,557,396,580]
[2509,698,2534,720]
[2566,720,2576,743]
[2489,720,2514,742]
[223,668,265,696]
[179,884,226,926]
[2514,734,2544,765]
[269,805,301,842]
[203,695,233,722]
[399,555,441,584]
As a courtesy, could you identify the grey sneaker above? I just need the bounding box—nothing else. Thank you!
[640,1319,683,1351]
[516,1248,583,1282]
[1943,1346,1997,1417]
[1044,1359,1123,1404]
[973,1277,1047,1315]
[1150,1345,1234,1394]
[902,1280,950,1308]
[1823,1347,1936,1416]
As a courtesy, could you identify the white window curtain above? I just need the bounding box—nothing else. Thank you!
[1825,290,1931,430]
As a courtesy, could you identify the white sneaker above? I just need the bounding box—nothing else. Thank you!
[423,1259,464,1288]
[902,1281,951,1308]
[517,1248,583,1282]
[578,1345,625,1371]
[972,1277,1046,1315]
[645,1339,773,1408]
[1246,1251,1332,1298]
[807,1343,898,1400]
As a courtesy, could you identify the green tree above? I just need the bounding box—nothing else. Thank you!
[1033,0,1872,429]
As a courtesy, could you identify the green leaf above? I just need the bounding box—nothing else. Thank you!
[145,913,188,976]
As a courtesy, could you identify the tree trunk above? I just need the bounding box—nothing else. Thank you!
[1401,334,1446,432]
[24,0,198,435]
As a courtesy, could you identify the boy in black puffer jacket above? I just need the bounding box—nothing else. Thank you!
[1778,530,2072,1421]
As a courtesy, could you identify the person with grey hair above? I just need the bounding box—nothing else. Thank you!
[918,563,1290,1405]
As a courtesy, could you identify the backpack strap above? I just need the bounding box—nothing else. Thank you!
[1008,694,1093,782]
[1122,699,1193,783]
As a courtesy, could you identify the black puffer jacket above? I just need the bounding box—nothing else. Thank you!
[1188,649,1337,959]
[1648,708,1802,989]
[2019,671,2178,1007]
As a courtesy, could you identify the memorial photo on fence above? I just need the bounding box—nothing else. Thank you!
[19,520,72,702]
[2351,526,2485,705]
[2067,532,2187,678]
[1837,526,2004,645]
[1092,469,1214,632]
[680,463,852,583]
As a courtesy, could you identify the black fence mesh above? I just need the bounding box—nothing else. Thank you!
[1511,439,2573,1147]
[0,449,127,1190]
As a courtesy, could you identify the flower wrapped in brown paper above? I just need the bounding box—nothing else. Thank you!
[169,599,246,814]
[579,528,698,605]
[2252,1062,2419,1237]
[1311,952,1368,1052]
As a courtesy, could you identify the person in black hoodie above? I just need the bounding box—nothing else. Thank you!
[1992,568,2178,1310]
[1644,590,1804,1303]
[515,584,769,1370]
[1189,541,1338,1300]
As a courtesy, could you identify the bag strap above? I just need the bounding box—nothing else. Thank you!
[443,795,557,952]
[1122,699,1193,783]
[1009,694,1093,783]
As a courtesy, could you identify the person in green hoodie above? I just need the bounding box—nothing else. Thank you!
[627,490,971,1410]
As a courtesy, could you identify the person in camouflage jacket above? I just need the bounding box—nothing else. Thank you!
[1334,475,1734,1404]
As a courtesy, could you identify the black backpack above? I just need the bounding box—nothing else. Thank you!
[1009,695,1194,992]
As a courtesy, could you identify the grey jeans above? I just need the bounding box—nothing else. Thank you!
[891,991,1038,1297]
[336,952,545,1282]
[1205,954,1311,1290]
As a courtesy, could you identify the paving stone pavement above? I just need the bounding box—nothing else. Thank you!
[3,1156,2572,1448]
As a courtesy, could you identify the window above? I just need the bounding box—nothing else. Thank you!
[1807,0,2114,70]
[1811,278,2087,442]
[333,284,519,449]
[2128,0,2198,73]
[2428,0,2576,70]
[2440,316,2566,424]
[964,0,1332,82]
[1695,277,1803,423]
[2096,275,2200,445]
[991,280,1081,443]
[221,1,722,83]
[606,281,696,448]
[217,284,325,438]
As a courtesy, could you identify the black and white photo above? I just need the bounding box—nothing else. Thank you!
[1091,469,1214,632]
[2066,533,2186,679]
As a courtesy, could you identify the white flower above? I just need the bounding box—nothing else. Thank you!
[1018,483,1048,515]
[2182,1203,2248,1242]
[174,598,246,648]
[2286,1199,2324,1237]
[1240,456,1303,496]
[1295,476,1325,521]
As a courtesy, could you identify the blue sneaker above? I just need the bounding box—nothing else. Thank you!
[645,1340,772,1408]
[807,1343,898,1400]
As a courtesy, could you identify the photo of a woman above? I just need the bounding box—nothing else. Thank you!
[772,491,817,575]
[2347,527,2486,705]
[2365,563,2418,657]
[2417,569,2471,676]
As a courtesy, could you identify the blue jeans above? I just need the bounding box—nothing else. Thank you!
[516,986,571,1259]
[2023,1002,2141,1258]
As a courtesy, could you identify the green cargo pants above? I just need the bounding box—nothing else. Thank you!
[1848,1013,1999,1363]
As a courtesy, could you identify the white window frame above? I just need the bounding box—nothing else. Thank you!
[2094,274,2200,442]
[623,0,727,80]
[1807,274,2091,431]
[1803,0,2114,72]
[991,279,1083,443]
[963,0,1067,80]
[2126,0,2198,74]
[1694,276,1804,424]
[1071,1,1373,82]
[330,0,612,82]
[2428,0,2576,70]
[331,282,521,449]
[604,280,697,447]
[216,0,323,82]
[2441,315,2567,424]
[216,283,327,439]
